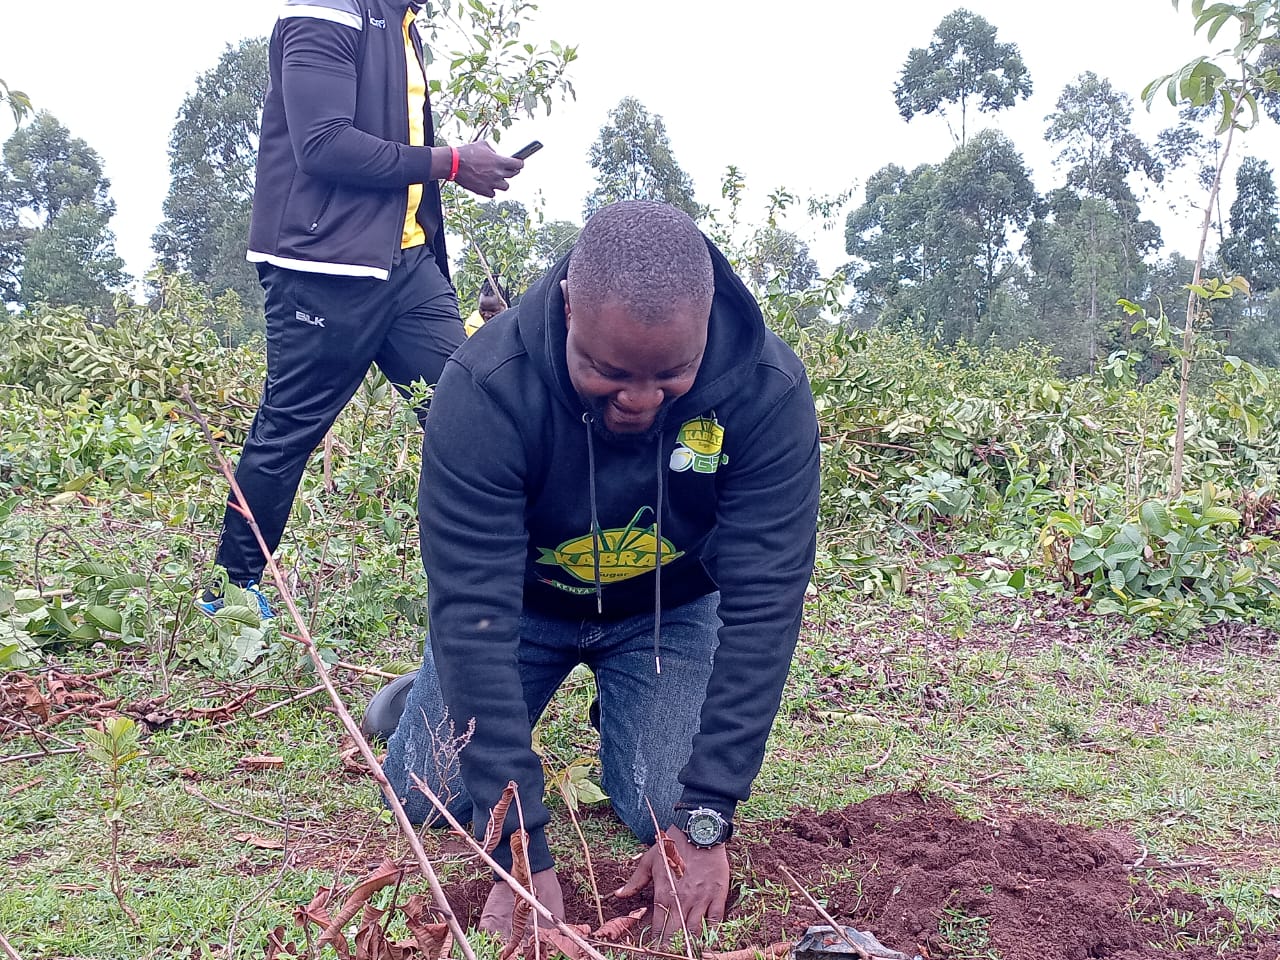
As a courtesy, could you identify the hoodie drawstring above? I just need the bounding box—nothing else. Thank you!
[581,413,666,675]
[582,414,604,615]
[653,431,664,675]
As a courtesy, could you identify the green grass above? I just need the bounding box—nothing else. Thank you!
[3,581,1279,957]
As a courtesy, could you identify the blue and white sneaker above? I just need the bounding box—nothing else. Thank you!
[197,582,275,620]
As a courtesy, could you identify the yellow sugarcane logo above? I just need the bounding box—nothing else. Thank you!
[669,417,727,474]
[537,507,683,585]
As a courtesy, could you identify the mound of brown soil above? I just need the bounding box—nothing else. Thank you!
[444,792,1279,960]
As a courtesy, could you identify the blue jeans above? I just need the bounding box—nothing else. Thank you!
[383,593,719,844]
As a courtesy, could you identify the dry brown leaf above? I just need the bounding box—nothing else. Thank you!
[702,942,793,960]
[45,674,69,704]
[295,886,344,956]
[235,832,286,850]
[354,903,393,960]
[484,780,518,854]
[318,860,402,956]
[531,928,587,960]
[17,676,49,722]
[658,834,686,879]
[264,925,301,959]
[505,828,533,953]
[402,895,452,958]
[591,908,646,942]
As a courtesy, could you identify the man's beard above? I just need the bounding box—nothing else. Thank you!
[579,394,675,446]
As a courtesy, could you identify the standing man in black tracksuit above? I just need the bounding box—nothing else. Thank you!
[376,201,821,941]
[200,0,524,614]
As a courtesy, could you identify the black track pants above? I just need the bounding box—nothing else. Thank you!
[213,245,463,586]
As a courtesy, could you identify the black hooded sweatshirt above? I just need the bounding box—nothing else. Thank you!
[419,240,820,873]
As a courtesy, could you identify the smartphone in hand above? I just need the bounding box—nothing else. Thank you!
[511,140,543,160]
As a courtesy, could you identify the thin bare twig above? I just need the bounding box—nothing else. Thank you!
[226,788,292,957]
[580,940,697,960]
[644,798,693,960]
[556,779,604,928]
[0,747,78,765]
[182,388,477,960]
[0,714,83,751]
[778,865,875,960]
[861,735,895,775]
[332,660,406,680]
[0,932,23,960]
[408,773,612,960]
[182,783,288,831]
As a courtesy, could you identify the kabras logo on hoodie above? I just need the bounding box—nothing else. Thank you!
[669,416,728,475]
[537,507,683,591]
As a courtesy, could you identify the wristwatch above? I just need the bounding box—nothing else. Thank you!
[674,806,734,848]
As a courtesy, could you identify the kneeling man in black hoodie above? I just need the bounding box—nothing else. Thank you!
[377,200,820,941]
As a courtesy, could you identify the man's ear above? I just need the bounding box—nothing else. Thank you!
[560,279,571,330]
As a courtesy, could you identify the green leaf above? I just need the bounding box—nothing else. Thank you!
[214,604,261,626]
[1073,555,1104,575]
[69,562,119,579]
[1139,500,1172,537]
[1217,87,1237,134]
[1200,506,1242,526]
[1108,569,1129,595]
[1048,511,1084,536]
[85,606,123,634]
[0,495,21,522]
[1104,542,1143,564]
[1068,541,1095,561]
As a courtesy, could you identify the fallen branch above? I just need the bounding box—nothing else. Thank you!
[183,388,476,960]
[408,772,612,960]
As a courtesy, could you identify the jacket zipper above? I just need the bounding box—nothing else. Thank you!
[309,188,335,232]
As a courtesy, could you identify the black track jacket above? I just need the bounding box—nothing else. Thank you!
[247,0,448,280]
[419,240,821,872]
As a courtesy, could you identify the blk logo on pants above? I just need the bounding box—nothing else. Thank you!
[295,310,326,328]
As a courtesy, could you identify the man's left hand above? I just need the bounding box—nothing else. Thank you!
[614,825,729,945]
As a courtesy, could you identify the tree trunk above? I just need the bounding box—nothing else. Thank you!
[1171,116,1238,498]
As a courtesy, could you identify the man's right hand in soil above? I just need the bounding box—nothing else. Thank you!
[479,868,565,938]
[615,826,731,945]
[449,141,525,198]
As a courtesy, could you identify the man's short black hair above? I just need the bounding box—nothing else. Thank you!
[480,277,508,302]
[567,200,713,324]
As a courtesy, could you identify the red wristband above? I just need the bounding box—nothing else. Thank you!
[446,146,459,182]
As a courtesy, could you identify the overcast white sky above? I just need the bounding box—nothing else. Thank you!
[4,0,1279,284]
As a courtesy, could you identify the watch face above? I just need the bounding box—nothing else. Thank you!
[687,811,725,846]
